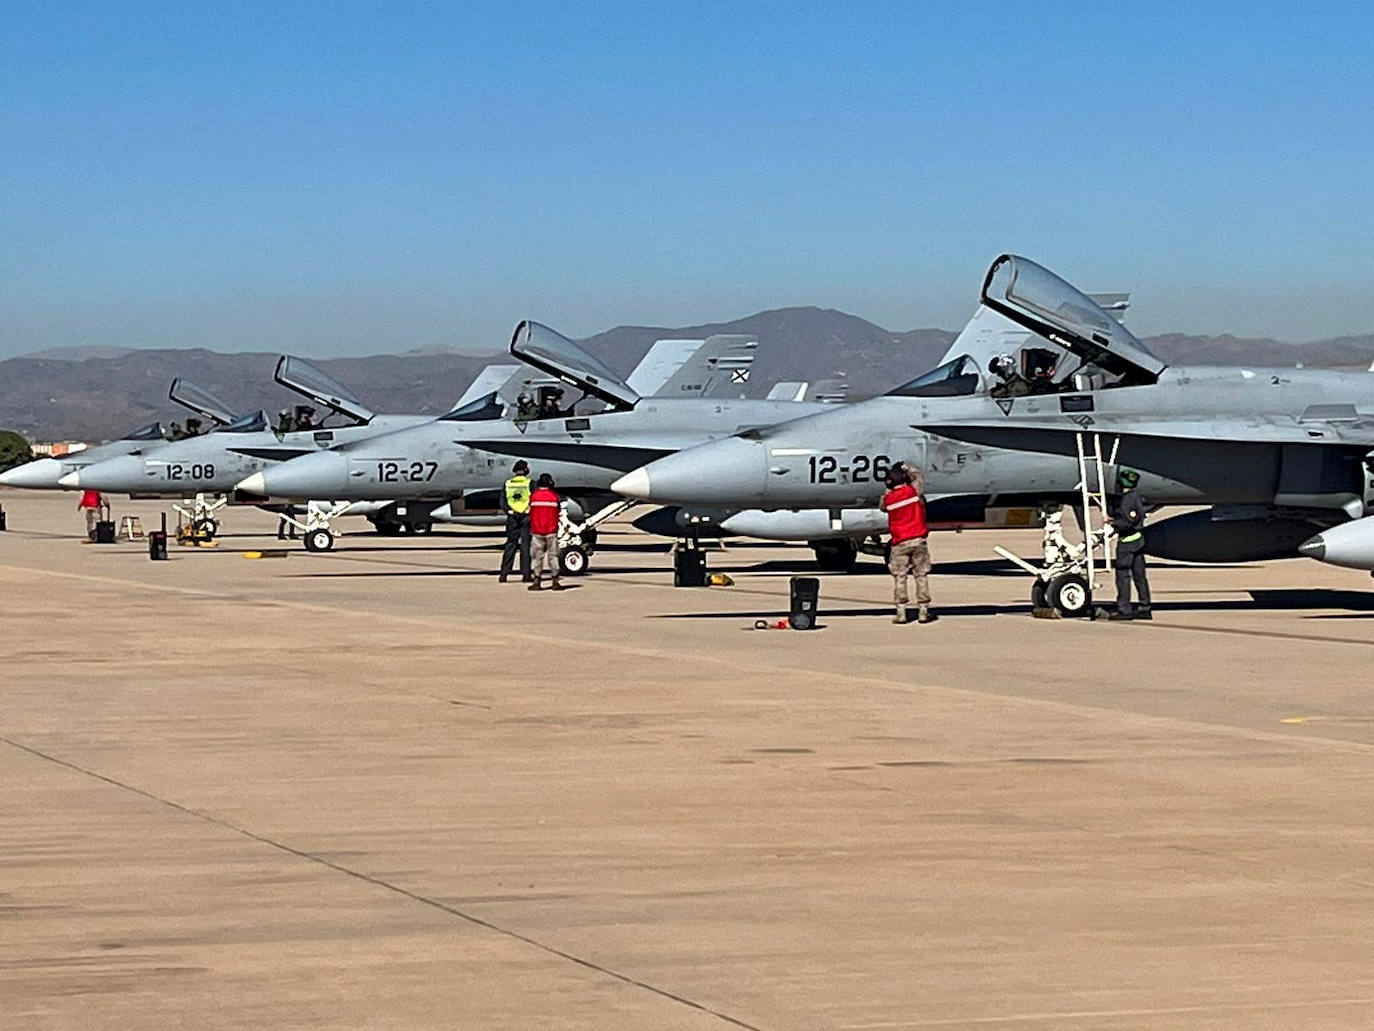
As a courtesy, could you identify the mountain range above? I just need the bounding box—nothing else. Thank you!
[2,306,1372,441]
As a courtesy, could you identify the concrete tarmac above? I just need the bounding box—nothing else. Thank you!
[2,489,1374,1029]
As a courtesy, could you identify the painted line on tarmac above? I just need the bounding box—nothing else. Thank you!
[0,733,765,1031]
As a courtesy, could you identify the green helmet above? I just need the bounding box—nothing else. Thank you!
[1118,468,1140,489]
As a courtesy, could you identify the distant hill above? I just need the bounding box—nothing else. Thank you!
[2,306,1371,440]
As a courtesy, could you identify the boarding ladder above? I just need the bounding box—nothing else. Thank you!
[992,429,1119,618]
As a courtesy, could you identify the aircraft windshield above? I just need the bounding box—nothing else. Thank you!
[168,378,235,425]
[887,355,982,397]
[121,421,166,441]
[982,255,1164,383]
[220,409,268,433]
[510,321,639,412]
[275,356,374,422]
[440,390,505,422]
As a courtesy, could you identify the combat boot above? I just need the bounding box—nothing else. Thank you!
[527,577,543,592]
[892,605,906,624]
[917,606,932,624]
[551,577,565,592]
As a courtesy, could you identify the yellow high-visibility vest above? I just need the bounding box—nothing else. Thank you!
[504,475,531,515]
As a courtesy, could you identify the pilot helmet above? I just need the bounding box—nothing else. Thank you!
[988,354,1016,378]
[1117,468,1141,489]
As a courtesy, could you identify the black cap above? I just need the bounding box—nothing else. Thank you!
[537,472,555,488]
[513,460,529,474]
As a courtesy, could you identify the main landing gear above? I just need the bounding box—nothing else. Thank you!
[994,431,1119,619]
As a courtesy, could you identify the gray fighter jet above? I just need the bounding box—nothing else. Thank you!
[239,322,825,566]
[0,378,237,490]
[616,254,1374,606]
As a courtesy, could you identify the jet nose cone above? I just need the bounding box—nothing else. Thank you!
[0,458,64,489]
[1298,534,1326,560]
[620,437,765,506]
[66,456,142,492]
[253,451,349,499]
[611,467,651,500]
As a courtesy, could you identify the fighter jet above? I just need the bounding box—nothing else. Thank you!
[623,293,1132,570]
[0,378,237,490]
[616,254,1374,607]
[239,323,824,566]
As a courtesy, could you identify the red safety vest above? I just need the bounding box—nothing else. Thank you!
[529,487,561,536]
[883,484,927,544]
[78,490,101,509]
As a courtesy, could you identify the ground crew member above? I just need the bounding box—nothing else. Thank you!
[880,464,932,624]
[527,472,565,592]
[276,504,300,541]
[77,489,104,539]
[498,460,533,582]
[1109,468,1152,620]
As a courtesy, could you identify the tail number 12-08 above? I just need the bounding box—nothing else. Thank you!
[807,454,891,484]
[376,461,439,484]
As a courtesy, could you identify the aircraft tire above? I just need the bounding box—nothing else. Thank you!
[811,538,858,572]
[560,545,589,576]
[412,522,433,535]
[304,528,335,553]
[1047,573,1090,618]
[1031,579,1049,609]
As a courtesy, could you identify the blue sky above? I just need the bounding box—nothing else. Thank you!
[1,2,1371,356]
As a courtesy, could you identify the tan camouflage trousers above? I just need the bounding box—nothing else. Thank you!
[531,533,560,578]
[889,537,932,607]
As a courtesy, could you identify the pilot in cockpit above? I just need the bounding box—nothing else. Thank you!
[294,405,317,430]
[988,354,1031,399]
[540,388,566,419]
[1028,362,1058,395]
[184,417,203,437]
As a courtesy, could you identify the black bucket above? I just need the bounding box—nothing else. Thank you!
[789,576,820,630]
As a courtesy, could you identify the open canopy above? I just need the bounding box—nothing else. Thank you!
[168,378,236,426]
[510,321,639,412]
[981,255,1164,385]
[274,355,374,423]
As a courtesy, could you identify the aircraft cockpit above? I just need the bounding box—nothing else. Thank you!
[439,390,506,423]
[980,254,1165,388]
[220,409,269,433]
[509,321,640,415]
[886,354,983,398]
[274,355,375,432]
[122,421,167,442]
